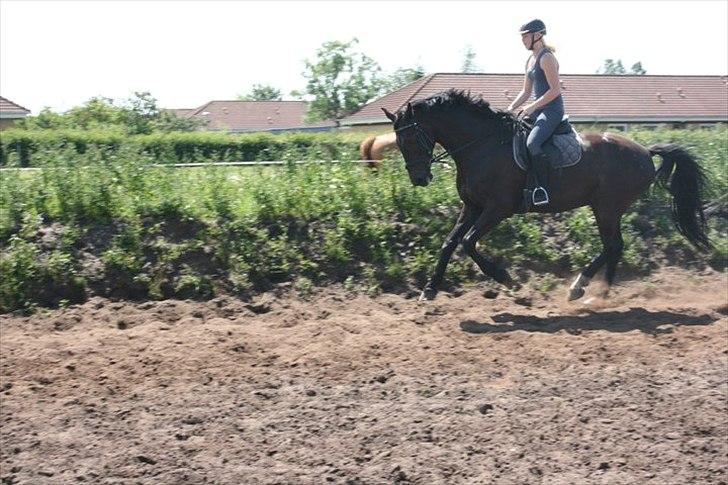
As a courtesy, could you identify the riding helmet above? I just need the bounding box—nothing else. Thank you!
[519,19,547,35]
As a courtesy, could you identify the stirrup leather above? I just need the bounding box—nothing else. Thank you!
[532,186,549,206]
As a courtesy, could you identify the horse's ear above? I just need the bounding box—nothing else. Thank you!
[381,107,397,123]
[406,102,414,118]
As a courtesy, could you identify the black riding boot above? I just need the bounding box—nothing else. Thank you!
[532,153,550,206]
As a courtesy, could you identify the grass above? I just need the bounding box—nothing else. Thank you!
[0,128,725,312]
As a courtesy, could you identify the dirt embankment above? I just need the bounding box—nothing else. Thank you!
[1,267,726,484]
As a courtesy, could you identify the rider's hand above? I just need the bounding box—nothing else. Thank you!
[522,103,537,116]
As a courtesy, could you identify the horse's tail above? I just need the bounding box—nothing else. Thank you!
[359,135,376,160]
[650,143,711,251]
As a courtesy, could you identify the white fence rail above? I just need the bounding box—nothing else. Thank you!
[0,160,381,171]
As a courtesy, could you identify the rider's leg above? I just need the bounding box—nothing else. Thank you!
[526,111,562,205]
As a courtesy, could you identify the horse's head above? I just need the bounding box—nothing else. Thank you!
[382,104,435,187]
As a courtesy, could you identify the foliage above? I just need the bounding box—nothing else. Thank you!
[461,45,480,73]
[596,58,647,74]
[630,62,646,75]
[0,127,724,312]
[238,84,283,101]
[301,38,384,121]
[380,65,426,93]
[9,92,204,135]
[0,130,361,167]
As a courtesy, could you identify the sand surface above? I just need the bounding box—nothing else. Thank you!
[1,267,726,484]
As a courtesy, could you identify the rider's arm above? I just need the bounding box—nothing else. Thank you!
[507,60,534,111]
[528,53,562,110]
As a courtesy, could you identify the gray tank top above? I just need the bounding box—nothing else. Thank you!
[527,48,564,113]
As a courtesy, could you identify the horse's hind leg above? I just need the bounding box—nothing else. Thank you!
[568,206,624,300]
[568,253,606,301]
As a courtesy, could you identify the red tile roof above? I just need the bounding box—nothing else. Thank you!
[341,73,728,124]
[173,100,336,132]
[166,108,195,119]
[0,96,31,117]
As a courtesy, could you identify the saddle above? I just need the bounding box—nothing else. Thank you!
[512,116,584,172]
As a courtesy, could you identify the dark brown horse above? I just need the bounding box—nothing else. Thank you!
[383,89,710,301]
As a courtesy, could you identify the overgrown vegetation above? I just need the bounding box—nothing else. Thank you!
[0,128,725,312]
[11,92,204,134]
[0,130,362,167]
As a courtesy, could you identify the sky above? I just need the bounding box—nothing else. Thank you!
[1,0,727,114]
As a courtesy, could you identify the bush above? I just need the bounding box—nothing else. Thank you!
[0,130,361,167]
[0,127,725,312]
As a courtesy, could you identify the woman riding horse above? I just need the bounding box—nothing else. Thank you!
[507,19,564,206]
[383,89,710,302]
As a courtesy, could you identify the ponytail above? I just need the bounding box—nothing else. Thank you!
[542,36,556,53]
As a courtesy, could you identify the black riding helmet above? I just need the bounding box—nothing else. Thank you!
[519,19,546,35]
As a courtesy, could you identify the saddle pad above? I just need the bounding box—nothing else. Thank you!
[513,128,585,172]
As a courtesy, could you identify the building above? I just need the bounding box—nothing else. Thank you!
[339,73,728,133]
[168,100,337,133]
[0,96,31,130]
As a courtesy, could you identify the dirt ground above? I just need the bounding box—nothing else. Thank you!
[1,267,726,485]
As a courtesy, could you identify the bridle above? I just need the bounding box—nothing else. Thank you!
[393,120,515,167]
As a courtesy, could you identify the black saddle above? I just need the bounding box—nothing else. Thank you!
[514,115,573,169]
[513,115,583,172]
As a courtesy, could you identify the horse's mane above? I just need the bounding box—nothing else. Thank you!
[403,89,518,135]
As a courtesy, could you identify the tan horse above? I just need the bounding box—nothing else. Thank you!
[359,132,397,167]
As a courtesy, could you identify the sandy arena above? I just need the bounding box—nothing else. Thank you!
[1,267,726,484]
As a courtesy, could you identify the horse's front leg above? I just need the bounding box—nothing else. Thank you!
[461,210,518,288]
[420,205,480,301]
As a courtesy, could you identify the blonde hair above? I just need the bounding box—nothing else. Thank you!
[540,34,556,53]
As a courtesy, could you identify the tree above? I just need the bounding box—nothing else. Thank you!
[154,110,207,132]
[66,96,124,129]
[118,91,160,134]
[238,84,282,101]
[301,38,383,121]
[630,62,646,75]
[380,65,426,93]
[13,107,70,130]
[12,92,203,133]
[596,59,626,74]
[597,59,646,75]
[461,45,480,73]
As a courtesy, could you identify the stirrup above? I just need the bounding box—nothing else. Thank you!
[532,186,549,206]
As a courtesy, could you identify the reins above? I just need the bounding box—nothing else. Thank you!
[394,115,529,166]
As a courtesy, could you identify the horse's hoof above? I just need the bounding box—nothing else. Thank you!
[507,280,522,291]
[500,275,520,291]
[568,287,585,301]
[419,288,438,301]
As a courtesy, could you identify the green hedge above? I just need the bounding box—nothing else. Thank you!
[0,127,725,312]
[0,130,362,167]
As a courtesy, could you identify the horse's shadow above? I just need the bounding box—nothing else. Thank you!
[460,307,718,335]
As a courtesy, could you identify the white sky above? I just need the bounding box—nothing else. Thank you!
[1,0,727,114]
